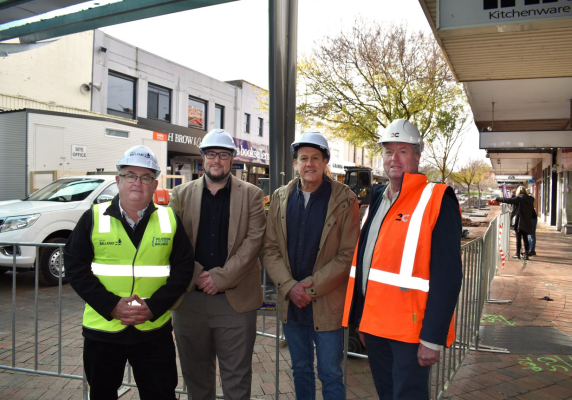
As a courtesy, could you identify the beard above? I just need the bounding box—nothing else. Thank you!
[205,168,231,182]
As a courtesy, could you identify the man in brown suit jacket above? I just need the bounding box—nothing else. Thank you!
[169,129,265,400]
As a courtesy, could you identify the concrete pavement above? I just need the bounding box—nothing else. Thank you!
[1,209,571,399]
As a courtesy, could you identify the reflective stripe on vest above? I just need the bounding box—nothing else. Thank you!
[367,183,434,293]
[84,202,176,333]
[91,263,170,277]
[343,175,456,346]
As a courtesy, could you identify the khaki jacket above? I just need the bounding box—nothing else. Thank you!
[169,174,265,313]
[262,176,360,331]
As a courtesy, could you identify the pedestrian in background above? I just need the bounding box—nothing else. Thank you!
[528,204,538,256]
[343,119,463,400]
[496,186,534,260]
[169,129,266,400]
[65,145,194,400]
[262,131,360,400]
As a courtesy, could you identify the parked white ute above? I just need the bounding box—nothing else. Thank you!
[0,175,118,285]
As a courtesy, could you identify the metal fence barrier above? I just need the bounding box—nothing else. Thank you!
[1,209,510,399]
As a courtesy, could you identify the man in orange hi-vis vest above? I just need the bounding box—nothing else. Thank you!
[342,119,463,400]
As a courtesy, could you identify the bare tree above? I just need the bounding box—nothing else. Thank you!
[451,159,489,208]
[297,20,468,154]
[423,114,471,183]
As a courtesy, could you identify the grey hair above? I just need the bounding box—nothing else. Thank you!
[382,142,424,155]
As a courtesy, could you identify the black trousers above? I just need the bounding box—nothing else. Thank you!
[364,334,431,400]
[83,336,178,400]
[515,229,530,255]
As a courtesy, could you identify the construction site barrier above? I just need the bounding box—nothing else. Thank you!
[1,209,510,399]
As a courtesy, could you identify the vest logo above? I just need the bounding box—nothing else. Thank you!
[390,132,400,138]
[395,213,410,222]
[152,237,171,247]
[99,238,122,246]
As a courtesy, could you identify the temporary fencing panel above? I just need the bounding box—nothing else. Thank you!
[1,209,510,400]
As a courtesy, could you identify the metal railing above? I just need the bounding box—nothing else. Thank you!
[1,210,510,399]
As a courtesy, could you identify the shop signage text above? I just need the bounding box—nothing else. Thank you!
[168,132,202,146]
[71,144,87,159]
[439,0,572,30]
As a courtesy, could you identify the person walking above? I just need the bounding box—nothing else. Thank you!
[342,119,463,400]
[496,186,534,260]
[168,129,266,400]
[64,145,194,400]
[528,204,538,256]
[262,131,360,400]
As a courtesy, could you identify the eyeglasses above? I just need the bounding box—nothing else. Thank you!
[204,151,232,160]
[118,173,155,185]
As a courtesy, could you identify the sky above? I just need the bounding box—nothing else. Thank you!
[101,0,487,166]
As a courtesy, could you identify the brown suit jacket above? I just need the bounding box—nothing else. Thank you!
[169,174,265,313]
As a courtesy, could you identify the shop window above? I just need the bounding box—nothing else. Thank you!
[244,113,251,133]
[107,71,136,119]
[188,96,207,130]
[258,117,263,137]
[105,128,130,139]
[215,104,224,129]
[148,84,171,122]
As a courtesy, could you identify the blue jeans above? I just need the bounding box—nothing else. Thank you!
[282,320,344,400]
[528,218,537,251]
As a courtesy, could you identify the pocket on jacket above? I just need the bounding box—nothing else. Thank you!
[325,284,347,314]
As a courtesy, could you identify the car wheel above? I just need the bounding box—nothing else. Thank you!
[39,238,68,286]
[348,336,363,355]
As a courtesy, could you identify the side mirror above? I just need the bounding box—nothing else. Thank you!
[95,195,114,204]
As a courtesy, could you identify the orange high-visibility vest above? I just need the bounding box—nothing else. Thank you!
[342,174,456,346]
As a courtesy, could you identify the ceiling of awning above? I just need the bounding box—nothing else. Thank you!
[0,0,237,44]
[418,0,572,176]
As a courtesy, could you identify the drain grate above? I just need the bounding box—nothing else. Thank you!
[479,326,572,354]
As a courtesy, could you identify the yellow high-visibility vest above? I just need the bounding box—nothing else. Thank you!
[83,202,175,333]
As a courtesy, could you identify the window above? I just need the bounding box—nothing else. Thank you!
[244,113,251,133]
[188,96,207,130]
[215,104,224,129]
[148,84,171,122]
[107,72,136,119]
[105,128,130,139]
[258,117,263,137]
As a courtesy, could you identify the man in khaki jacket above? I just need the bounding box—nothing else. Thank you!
[262,132,360,400]
[169,129,265,400]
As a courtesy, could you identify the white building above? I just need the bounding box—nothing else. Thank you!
[0,30,270,200]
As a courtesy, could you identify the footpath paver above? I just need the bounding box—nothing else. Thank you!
[1,207,571,399]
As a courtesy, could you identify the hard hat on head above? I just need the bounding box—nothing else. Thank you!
[378,119,424,152]
[291,131,330,159]
[116,145,161,178]
[199,129,237,157]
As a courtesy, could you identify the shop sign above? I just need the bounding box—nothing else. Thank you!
[71,144,87,159]
[153,131,167,141]
[233,138,270,165]
[438,0,572,30]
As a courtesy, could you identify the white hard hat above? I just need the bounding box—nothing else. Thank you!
[199,129,237,157]
[116,145,161,178]
[291,131,330,159]
[378,119,424,151]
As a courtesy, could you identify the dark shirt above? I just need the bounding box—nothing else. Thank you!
[286,179,331,326]
[64,195,195,344]
[194,178,231,273]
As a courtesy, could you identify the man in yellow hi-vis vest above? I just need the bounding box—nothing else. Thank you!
[342,120,463,400]
[65,145,194,400]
